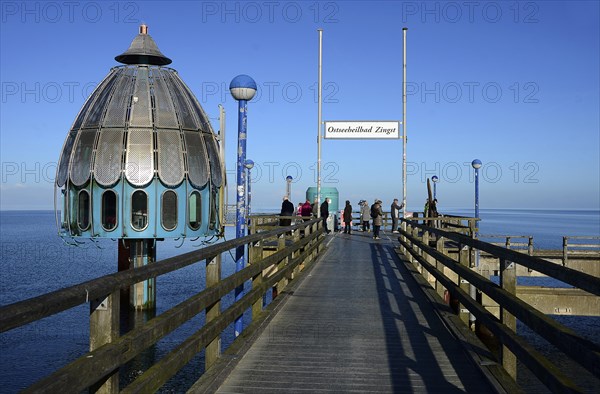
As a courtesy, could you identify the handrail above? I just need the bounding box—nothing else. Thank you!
[401,219,600,296]
[23,225,322,393]
[398,218,600,391]
[563,236,600,265]
[479,234,534,254]
[1,218,325,393]
[398,235,582,393]
[0,219,318,333]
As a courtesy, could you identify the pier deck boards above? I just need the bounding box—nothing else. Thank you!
[212,231,495,393]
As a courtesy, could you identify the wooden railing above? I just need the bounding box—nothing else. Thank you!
[479,234,534,255]
[0,218,324,393]
[563,236,600,266]
[398,218,600,393]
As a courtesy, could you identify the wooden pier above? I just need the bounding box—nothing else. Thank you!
[192,231,511,393]
[1,216,598,393]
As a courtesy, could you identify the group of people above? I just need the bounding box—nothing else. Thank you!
[344,198,404,240]
[281,196,409,240]
[280,197,315,225]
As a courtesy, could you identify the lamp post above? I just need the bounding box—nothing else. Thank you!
[471,159,482,225]
[432,175,438,200]
[286,175,293,199]
[245,159,255,225]
[230,74,257,337]
[470,159,482,331]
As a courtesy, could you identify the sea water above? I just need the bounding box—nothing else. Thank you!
[0,209,598,392]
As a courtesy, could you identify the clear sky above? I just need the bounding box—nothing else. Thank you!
[1,1,599,211]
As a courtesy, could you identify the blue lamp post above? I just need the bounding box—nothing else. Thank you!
[230,74,257,337]
[286,175,293,199]
[244,159,255,225]
[470,159,482,329]
[471,159,482,269]
[432,175,439,199]
[471,160,482,222]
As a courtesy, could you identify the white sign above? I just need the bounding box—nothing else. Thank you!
[324,121,401,139]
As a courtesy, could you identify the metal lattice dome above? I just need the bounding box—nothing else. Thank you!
[55,25,224,239]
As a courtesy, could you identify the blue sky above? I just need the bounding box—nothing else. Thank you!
[1,1,598,211]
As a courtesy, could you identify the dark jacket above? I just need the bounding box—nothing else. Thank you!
[343,203,353,222]
[391,201,404,219]
[280,199,295,226]
[372,202,383,226]
[280,199,295,216]
[320,201,329,218]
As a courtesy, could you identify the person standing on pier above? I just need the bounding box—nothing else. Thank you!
[390,198,404,234]
[360,200,370,232]
[343,200,353,234]
[371,199,383,240]
[301,199,312,221]
[279,196,295,226]
[320,198,330,233]
[311,198,319,218]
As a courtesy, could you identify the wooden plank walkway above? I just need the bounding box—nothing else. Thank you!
[210,230,497,393]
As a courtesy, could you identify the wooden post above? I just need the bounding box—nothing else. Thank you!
[422,230,433,283]
[291,228,301,279]
[408,227,419,264]
[90,291,119,393]
[274,234,287,298]
[458,243,470,324]
[562,237,568,266]
[204,254,221,370]
[302,224,311,270]
[130,240,156,310]
[400,220,406,255]
[435,236,445,299]
[250,240,264,320]
[500,258,517,379]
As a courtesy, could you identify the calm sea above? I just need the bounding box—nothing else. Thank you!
[0,209,598,392]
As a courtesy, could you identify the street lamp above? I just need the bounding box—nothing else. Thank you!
[286,175,293,199]
[230,74,257,337]
[432,175,439,200]
[471,159,482,223]
[470,159,482,330]
[244,159,254,223]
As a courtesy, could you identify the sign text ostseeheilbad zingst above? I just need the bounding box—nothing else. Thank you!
[324,121,401,139]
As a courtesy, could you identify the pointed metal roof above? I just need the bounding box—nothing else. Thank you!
[115,24,172,66]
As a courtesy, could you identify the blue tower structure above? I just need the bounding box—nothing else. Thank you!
[54,25,225,309]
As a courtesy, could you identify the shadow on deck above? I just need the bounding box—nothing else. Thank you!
[191,231,509,393]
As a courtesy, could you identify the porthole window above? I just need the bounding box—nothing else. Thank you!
[161,190,178,231]
[77,190,90,230]
[101,190,118,231]
[131,190,148,231]
[188,191,201,230]
[209,190,217,230]
[62,188,69,230]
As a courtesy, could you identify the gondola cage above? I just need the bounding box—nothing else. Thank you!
[54,25,224,240]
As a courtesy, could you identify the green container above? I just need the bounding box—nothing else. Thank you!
[306,187,339,214]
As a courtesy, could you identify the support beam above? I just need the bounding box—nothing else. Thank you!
[90,292,119,393]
